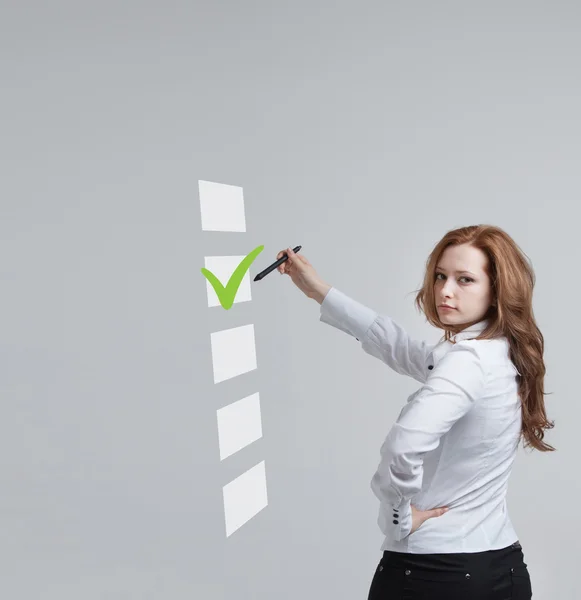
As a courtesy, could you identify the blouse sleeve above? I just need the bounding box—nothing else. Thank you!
[370,340,486,540]
[319,287,435,383]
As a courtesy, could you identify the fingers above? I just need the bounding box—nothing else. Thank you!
[277,248,291,274]
[416,507,449,528]
[286,247,310,267]
[276,247,310,274]
[276,249,286,273]
[277,248,296,274]
[285,248,302,275]
[294,252,310,266]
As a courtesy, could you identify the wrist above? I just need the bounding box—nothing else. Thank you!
[312,282,331,304]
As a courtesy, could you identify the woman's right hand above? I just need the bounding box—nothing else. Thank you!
[276,247,331,303]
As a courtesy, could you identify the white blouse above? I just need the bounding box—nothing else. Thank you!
[319,287,522,554]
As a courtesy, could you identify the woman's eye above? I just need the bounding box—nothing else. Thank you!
[435,273,473,283]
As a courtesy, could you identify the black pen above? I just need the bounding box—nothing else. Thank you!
[253,245,302,281]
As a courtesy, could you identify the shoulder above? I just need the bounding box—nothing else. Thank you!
[433,340,488,397]
[438,339,484,367]
[450,338,484,352]
[450,337,508,375]
[443,340,488,374]
[458,336,507,356]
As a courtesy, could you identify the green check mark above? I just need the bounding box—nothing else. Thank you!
[201,245,264,310]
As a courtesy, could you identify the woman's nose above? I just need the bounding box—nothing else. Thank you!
[442,282,456,296]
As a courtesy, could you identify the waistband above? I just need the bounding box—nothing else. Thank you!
[381,540,524,573]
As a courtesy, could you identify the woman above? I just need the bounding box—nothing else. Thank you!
[276,224,554,599]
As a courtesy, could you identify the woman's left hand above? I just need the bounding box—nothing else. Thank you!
[411,504,449,534]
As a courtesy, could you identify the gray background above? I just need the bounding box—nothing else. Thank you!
[1,1,578,598]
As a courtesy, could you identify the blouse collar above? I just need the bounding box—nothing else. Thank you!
[450,318,489,343]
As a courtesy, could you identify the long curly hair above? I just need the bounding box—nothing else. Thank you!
[414,224,555,453]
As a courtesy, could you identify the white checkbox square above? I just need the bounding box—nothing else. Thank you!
[223,460,268,537]
[203,256,252,307]
[210,324,257,383]
[198,180,246,232]
[216,392,262,460]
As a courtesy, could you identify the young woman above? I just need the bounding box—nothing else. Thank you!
[276,224,554,600]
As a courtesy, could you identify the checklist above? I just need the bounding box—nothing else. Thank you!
[199,178,269,540]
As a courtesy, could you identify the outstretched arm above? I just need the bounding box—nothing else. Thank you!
[318,286,435,383]
[274,248,435,383]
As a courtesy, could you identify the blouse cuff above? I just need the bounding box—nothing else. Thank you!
[391,498,413,541]
[379,497,413,542]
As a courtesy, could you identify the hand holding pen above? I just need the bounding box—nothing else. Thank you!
[254,245,331,304]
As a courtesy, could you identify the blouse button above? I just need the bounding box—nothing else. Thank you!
[405,570,411,576]
[393,520,399,524]
[465,573,471,579]
[428,365,434,370]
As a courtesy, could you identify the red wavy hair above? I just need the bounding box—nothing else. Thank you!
[414,225,555,452]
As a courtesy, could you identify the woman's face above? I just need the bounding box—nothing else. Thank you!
[434,243,494,326]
